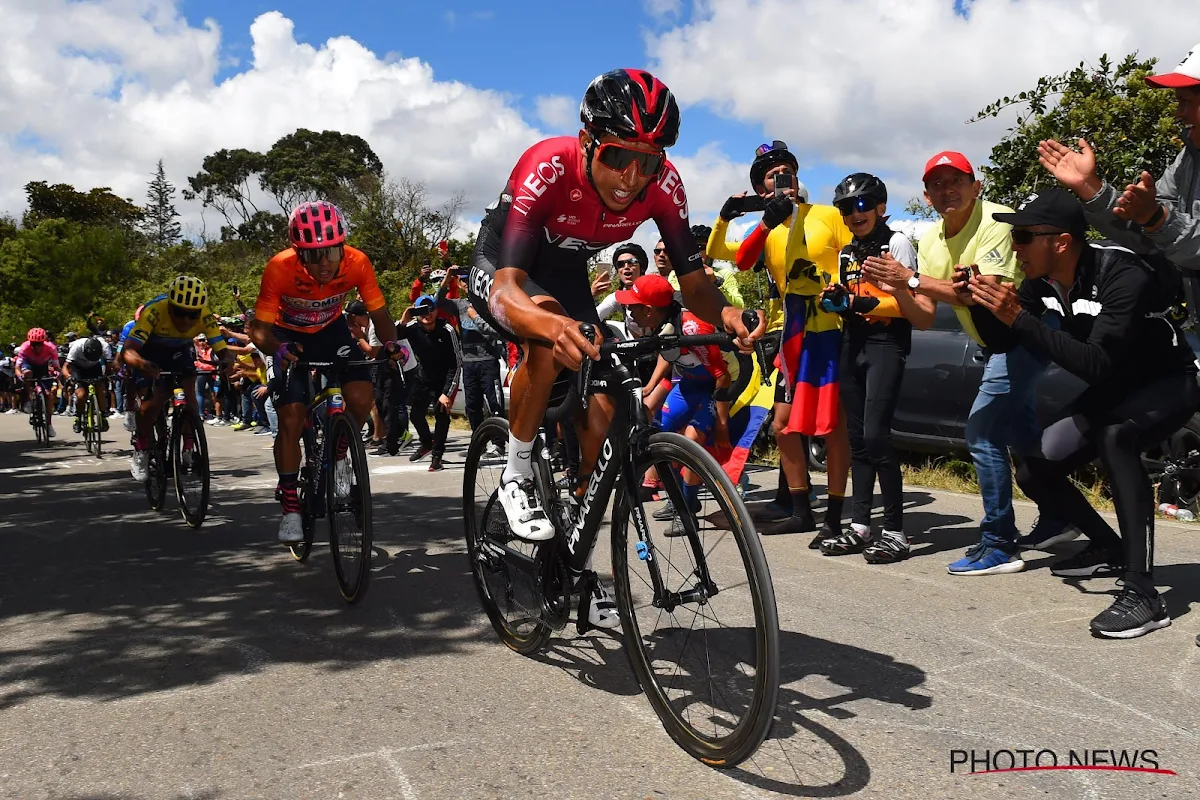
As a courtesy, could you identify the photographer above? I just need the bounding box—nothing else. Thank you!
[819,174,935,563]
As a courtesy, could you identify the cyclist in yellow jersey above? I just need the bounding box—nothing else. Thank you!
[710,141,853,540]
[122,276,232,482]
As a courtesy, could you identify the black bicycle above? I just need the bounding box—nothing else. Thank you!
[463,315,780,768]
[143,371,210,528]
[281,351,380,605]
[25,375,56,446]
[77,375,108,457]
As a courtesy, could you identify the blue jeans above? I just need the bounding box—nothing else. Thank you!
[965,344,1055,549]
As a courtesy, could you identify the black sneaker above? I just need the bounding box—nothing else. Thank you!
[863,533,911,564]
[820,529,870,556]
[1016,517,1080,551]
[652,499,676,522]
[1051,545,1124,578]
[409,444,433,462]
[759,509,818,536]
[1089,585,1170,639]
[72,418,82,434]
[750,501,792,523]
[428,454,444,472]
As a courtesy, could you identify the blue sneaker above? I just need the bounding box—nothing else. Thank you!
[947,544,1025,576]
[1016,518,1080,551]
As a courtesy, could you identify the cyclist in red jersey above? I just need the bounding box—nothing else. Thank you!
[251,201,402,543]
[467,70,763,597]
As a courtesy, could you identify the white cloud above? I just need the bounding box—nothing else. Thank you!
[649,0,1200,181]
[0,2,544,239]
[534,94,577,133]
[645,0,683,18]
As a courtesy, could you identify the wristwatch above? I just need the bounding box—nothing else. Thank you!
[906,273,920,291]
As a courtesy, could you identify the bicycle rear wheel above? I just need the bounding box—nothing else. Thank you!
[326,411,372,603]
[611,431,779,768]
[86,394,101,457]
[290,428,319,562]
[145,414,169,511]
[172,406,209,528]
[462,416,554,654]
[31,392,45,445]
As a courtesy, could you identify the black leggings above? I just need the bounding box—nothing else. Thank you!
[840,335,906,530]
[1016,372,1200,581]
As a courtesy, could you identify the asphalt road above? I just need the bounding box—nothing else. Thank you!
[1,414,1199,800]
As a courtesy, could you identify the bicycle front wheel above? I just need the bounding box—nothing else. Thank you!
[290,428,319,562]
[172,406,209,528]
[462,416,553,654]
[145,414,169,511]
[326,411,372,604]
[86,394,101,457]
[611,431,779,768]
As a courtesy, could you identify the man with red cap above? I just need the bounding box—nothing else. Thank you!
[1038,43,1200,274]
[863,151,1072,575]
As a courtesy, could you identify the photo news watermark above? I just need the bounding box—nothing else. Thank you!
[950,748,1176,776]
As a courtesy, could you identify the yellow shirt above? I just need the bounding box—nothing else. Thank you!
[917,199,1022,346]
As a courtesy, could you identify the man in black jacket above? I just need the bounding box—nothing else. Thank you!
[965,189,1200,640]
[403,295,463,471]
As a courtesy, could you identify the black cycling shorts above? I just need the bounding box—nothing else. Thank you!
[131,343,196,390]
[467,216,602,344]
[70,362,105,382]
[270,316,372,407]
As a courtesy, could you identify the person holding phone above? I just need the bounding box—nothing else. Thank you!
[862,152,1073,575]
[708,140,852,540]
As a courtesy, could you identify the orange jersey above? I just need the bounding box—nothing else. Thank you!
[255,246,387,333]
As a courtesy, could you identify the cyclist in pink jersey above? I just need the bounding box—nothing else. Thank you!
[15,328,61,437]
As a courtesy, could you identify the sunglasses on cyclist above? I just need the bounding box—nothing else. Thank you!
[168,305,201,320]
[593,140,665,178]
[835,196,875,216]
[1010,229,1066,245]
[297,245,345,266]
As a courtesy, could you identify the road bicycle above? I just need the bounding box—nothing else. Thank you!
[77,375,108,457]
[463,315,780,768]
[143,371,210,528]
[25,375,57,446]
[281,350,382,605]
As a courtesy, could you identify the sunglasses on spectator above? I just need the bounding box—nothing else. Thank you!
[297,245,345,266]
[653,247,667,255]
[1011,229,1065,245]
[835,197,875,216]
[593,140,665,177]
[615,258,640,268]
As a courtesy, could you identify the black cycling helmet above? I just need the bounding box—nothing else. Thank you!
[82,337,104,362]
[750,140,800,191]
[832,173,888,212]
[691,224,712,244]
[580,69,680,149]
[612,242,649,268]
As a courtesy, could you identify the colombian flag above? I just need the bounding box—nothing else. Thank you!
[777,294,841,436]
[712,354,776,484]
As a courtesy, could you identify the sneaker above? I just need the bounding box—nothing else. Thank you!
[130,451,149,481]
[72,418,82,434]
[333,458,354,497]
[863,531,910,564]
[587,581,622,631]
[758,509,818,536]
[100,417,109,432]
[1089,585,1170,639]
[278,512,304,543]
[1017,518,1081,551]
[4,408,18,415]
[397,430,413,451]
[484,441,501,459]
[947,544,1025,576]
[205,416,219,426]
[665,514,689,538]
[253,427,272,435]
[737,472,750,499]
[1050,545,1124,579]
[368,443,391,457]
[409,444,433,462]
[750,500,792,523]
[428,454,444,472]
[109,410,122,418]
[124,412,137,433]
[820,529,871,556]
[497,477,555,541]
[46,423,56,438]
[652,499,676,522]
[230,421,250,432]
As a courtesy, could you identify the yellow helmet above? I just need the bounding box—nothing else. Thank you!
[168,275,207,311]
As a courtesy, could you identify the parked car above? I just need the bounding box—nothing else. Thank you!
[804,303,1200,511]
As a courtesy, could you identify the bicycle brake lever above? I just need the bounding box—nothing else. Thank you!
[740,309,771,385]
[578,322,597,411]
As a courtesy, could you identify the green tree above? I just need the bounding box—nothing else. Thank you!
[142,159,182,251]
[261,129,384,212]
[184,148,269,230]
[971,53,1182,209]
[23,181,143,228]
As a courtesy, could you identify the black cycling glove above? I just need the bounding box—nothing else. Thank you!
[720,196,745,221]
[762,196,794,229]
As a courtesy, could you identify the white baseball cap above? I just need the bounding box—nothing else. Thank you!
[1146,43,1200,89]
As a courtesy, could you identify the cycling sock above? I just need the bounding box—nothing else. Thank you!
[335,436,349,461]
[825,494,845,524]
[277,473,301,513]
[790,487,812,516]
[502,432,535,485]
[773,468,790,507]
[682,482,701,509]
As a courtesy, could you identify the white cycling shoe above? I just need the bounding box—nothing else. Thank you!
[130,451,149,482]
[588,582,622,631]
[278,512,304,543]
[497,477,555,541]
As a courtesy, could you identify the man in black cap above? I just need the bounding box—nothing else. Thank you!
[963,188,1200,640]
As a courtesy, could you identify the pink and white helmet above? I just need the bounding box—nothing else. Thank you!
[289,201,347,249]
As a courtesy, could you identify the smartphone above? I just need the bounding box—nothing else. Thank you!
[739,195,766,213]
[774,172,795,199]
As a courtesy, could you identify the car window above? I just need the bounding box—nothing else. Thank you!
[931,303,962,332]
